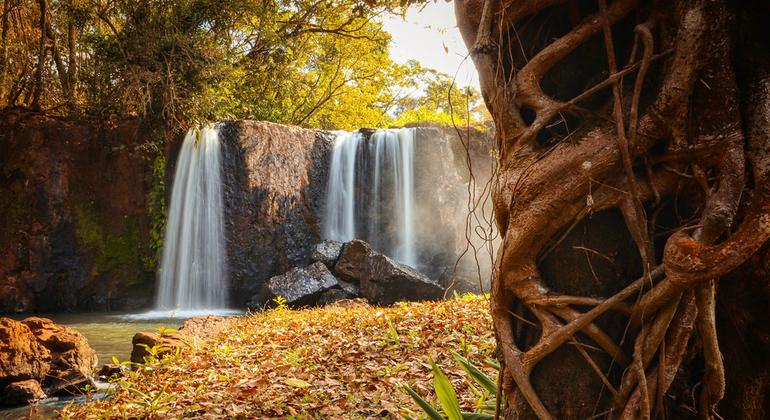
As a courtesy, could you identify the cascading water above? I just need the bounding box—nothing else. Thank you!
[323,132,364,243]
[155,125,229,312]
[323,128,418,267]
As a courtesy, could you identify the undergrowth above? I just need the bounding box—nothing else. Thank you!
[60,295,495,418]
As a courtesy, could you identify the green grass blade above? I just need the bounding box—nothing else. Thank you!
[461,413,494,420]
[403,385,445,420]
[451,352,497,395]
[431,358,463,420]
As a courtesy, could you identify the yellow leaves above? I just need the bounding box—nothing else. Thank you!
[62,296,495,418]
[284,378,312,388]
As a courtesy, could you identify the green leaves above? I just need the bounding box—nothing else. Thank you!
[431,358,463,420]
[451,352,496,395]
[403,385,445,420]
[404,352,500,419]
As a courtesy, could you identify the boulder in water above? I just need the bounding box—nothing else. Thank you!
[263,262,340,307]
[130,315,233,364]
[130,331,186,364]
[311,240,344,268]
[0,318,50,384]
[2,379,46,406]
[0,317,97,404]
[334,240,444,305]
[96,363,128,381]
[179,315,232,342]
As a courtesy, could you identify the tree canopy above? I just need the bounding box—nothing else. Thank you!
[0,0,485,131]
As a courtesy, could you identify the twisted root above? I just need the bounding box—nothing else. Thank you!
[454,0,770,418]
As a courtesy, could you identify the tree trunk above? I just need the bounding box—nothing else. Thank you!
[454,0,770,418]
[31,0,47,109]
[0,0,10,103]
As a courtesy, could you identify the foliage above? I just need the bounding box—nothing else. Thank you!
[144,154,167,270]
[404,352,500,420]
[61,295,495,418]
[0,0,485,131]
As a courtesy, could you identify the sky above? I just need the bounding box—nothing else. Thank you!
[381,2,481,90]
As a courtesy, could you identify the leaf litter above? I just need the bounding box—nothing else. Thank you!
[60,294,495,419]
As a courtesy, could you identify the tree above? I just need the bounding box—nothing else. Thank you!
[0,0,481,132]
[454,0,770,418]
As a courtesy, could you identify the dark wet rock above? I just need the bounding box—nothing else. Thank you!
[338,280,360,296]
[2,379,45,406]
[334,240,444,305]
[317,281,360,306]
[130,331,186,364]
[0,317,97,404]
[311,240,344,268]
[361,253,444,306]
[218,121,335,306]
[334,240,373,283]
[96,364,128,381]
[261,262,340,307]
[45,370,95,396]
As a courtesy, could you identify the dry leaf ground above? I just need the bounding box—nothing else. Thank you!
[60,295,495,419]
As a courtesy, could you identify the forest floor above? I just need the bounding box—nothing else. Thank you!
[60,295,495,419]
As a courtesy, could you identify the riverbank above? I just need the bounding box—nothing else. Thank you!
[60,295,494,418]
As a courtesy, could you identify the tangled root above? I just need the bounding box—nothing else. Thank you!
[455,0,770,418]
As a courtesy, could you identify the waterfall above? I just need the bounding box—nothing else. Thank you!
[323,128,418,267]
[323,132,364,242]
[156,125,228,311]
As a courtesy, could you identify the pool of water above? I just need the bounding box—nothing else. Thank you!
[1,309,243,418]
[8,309,242,365]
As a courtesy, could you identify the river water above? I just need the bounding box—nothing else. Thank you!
[1,310,241,418]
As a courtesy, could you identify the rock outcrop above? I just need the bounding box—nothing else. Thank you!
[310,240,343,268]
[260,262,340,308]
[336,240,444,305]
[1,379,46,405]
[130,315,233,364]
[0,110,156,313]
[218,121,335,305]
[0,112,494,312]
[0,317,97,406]
[248,239,444,308]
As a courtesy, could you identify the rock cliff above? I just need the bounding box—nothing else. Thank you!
[0,113,494,312]
[0,110,156,312]
[216,121,334,305]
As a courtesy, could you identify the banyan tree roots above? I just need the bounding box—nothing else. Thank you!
[454,0,770,418]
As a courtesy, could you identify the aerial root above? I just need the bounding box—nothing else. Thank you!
[696,280,725,419]
[464,0,770,417]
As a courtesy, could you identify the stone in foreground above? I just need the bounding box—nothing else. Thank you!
[130,331,186,364]
[130,315,232,364]
[0,317,97,406]
[335,240,445,305]
[262,262,340,307]
[2,379,46,406]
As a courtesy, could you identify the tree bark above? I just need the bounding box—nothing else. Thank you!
[455,0,770,418]
[0,0,10,103]
[31,0,47,109]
